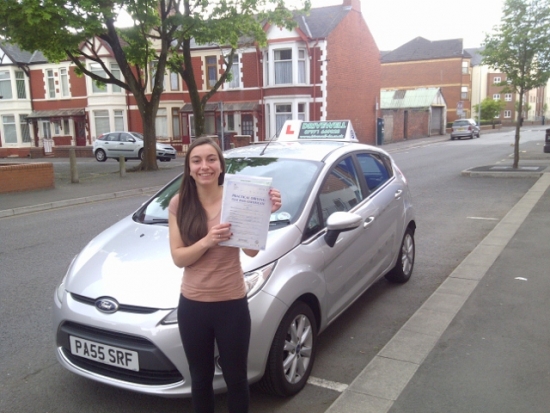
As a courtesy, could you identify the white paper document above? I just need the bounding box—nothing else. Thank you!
[219,174,273,250]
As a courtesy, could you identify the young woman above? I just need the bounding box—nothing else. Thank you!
[168,136,281,413]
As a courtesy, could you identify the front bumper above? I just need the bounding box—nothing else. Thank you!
[53,288,287,397]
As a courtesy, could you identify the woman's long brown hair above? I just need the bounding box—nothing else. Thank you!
[176,137,225,246]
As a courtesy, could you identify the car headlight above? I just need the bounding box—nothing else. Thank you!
[245,261,277,298]
[56,255,76,302]
[160,261,277,325]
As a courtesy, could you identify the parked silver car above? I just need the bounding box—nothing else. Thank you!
[450,118,481,140]
[54,121,416,398]
[93,131,177,162]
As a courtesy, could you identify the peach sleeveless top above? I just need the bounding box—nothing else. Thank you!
[169,194,246,302]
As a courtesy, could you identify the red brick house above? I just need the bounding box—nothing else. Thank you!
[381,37,472,123]
[0,0,380,157]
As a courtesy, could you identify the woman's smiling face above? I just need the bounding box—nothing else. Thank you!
[188,143,222,186]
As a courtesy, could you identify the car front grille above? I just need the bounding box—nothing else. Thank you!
[58,322,183,386]
[71,293,158,314]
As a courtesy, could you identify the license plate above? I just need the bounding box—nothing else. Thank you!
[70,336,139,371]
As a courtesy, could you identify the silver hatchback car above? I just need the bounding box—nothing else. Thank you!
[54,120,416,398]
[93,131,177,162]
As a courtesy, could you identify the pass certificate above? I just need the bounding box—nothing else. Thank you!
[219,174,273,250]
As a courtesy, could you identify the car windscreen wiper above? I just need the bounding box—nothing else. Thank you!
[141,218,169,225]
[269,219,291,227]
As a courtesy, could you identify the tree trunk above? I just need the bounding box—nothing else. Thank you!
[513,90,524,169]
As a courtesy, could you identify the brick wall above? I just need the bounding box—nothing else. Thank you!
[382,58,467,121]
[326,6,380,145]
[383,109,430,142]
[0,162,54,193]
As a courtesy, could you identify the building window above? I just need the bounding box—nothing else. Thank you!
[242,114,254,137]
[298,49,306,83]
[90,64,107,93]
[42,121,51,139]
[462,61,469,74]
[156,108,168,139]
[227,113,235,130]
[2,115,17,143]
[16,71,26,99]
[275,104,292,135]
[21,115,31,143]
[504,110,512,118]
[63,119,70,134]
[47,69,56,98]
[60,68,70,97]
[228,54,240,88]
[505,93,512,102]
[493,94,501,100]
[0,71,12,99]
[493,76,501,84]
[264,52,270,86]
[54,121,61,135]
[461,86,468,100]
[111,64,122,93]
[172,108,181,139]
[114,110,124,131]
[170,72,179,91]
[94,110,110,136]
[275,49,292,84]
[206,56,217,88]
[298,103,306,121]
[150,61,165,91]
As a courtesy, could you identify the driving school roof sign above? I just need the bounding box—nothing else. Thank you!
[277,120,358,142]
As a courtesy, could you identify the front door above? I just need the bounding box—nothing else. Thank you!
[75,119,87,146]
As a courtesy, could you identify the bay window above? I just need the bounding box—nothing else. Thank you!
[275,49,292,84]
[0,71,12,99]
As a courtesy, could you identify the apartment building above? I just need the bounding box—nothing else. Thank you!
[0,0,381,157]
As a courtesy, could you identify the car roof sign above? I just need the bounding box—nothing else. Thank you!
[276,120,359,142]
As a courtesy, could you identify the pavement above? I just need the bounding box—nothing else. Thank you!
[1,129,550,412]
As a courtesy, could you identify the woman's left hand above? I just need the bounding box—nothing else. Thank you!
[269,188,282,213]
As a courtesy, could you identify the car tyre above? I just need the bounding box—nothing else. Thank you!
[257,301,317,397]
[95,149,107,162]
[139,149,144,161]
[385,227,415,283]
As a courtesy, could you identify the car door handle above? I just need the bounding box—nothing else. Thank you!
[363,216,375,228]
[395,189,403,199]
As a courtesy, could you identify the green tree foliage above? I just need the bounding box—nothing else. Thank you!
[0,0,308,171]
[481,0,550,168]
[474,97,507,124]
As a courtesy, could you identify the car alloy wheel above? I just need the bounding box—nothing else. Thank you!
[385,227,415,283]
[95,149,107,162]
[257,301,317,396]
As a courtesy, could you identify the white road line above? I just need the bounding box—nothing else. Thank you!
[307,376,349,393]
[467,216,500,221]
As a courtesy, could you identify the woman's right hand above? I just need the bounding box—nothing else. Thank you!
[207,223,232,247]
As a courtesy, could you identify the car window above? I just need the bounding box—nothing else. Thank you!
[356,153,390,192]
[453,120,469,127]
[108,133,120,142]
[314,155,363,229]
[119,133,132,142]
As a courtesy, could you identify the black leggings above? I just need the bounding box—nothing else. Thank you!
[178,294,251,413]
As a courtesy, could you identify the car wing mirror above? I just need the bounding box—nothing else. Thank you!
[128,138,136,142]
[324,211,362,248]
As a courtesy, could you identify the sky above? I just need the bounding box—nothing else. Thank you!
[310,0,506,51]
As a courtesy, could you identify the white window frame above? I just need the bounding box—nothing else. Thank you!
[493,94,501,100]
[60,68,70,97]
[227,54,240,89]
[2,115,17,144]
[155,108,168,139]
[21,115,31,143]
[493,76,501,84]
[205,56,218,89]
[47,69,56,98]
[0,70,13,100]
[265,44,309,87]
[504,93,512,102]
[16,70,26,99]
[504,110,512,118]
[114,110,124,131]
[461,86,468,100]
[90,63,107,94]
[170,72,179,91]
[93,110,110,137]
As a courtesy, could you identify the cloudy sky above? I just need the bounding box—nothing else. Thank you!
[311,0,506,51]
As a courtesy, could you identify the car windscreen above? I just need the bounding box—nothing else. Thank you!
[453,120,469,126]
[134,157,321,229]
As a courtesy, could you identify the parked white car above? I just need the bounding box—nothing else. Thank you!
[93,131,177,162]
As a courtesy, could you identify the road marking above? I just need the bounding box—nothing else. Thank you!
[308,376,349,392]
[467,216,500,221]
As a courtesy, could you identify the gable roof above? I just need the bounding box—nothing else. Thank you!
[381,88,446,109]
[464,47,484,66]
[381,37,464,63]
[296,4,351,39]
[0,41,48,64]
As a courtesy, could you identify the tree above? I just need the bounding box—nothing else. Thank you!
[473,97,506,127]
[481,0,550,168]
[0,0,307,171]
